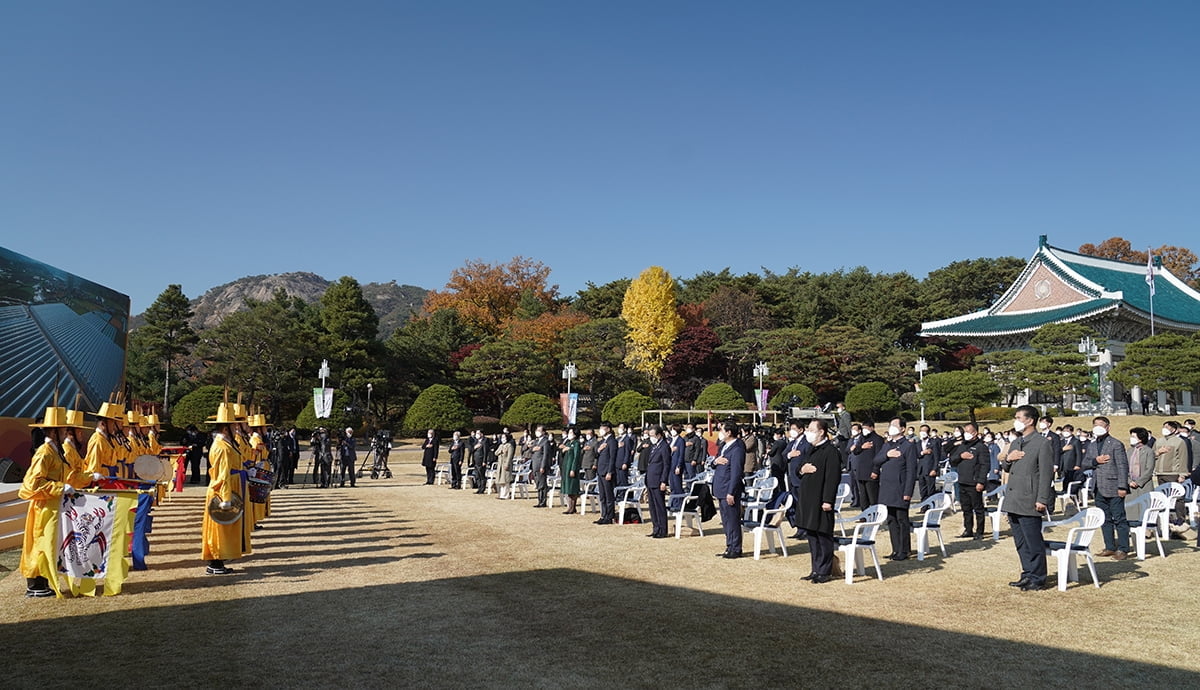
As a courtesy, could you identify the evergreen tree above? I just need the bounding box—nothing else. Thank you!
[139,284,198,413]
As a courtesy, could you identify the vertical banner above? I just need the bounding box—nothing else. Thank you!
[568,393,578,425]
[756,388,769,411]
[314,387,334,418]
[559,394,570,426]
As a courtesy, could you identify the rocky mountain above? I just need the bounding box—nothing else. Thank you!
[134,272,427,337]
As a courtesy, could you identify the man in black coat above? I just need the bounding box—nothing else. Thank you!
[421,429,440,485]
[916,423,941,501]
[873,417,919,561]
[615,423,635,485]
[765,428,788,501]
[797,419,843,583]
[948,422,990,539]
[1059,424,1080,494]
[644,425,672,538]
[182,424,208,485]
[471,429,491,494]
[683,423,707,478]
[851,421,883,508]
[447,431,466,489]
[783,420,812,537]
[529,425,552,507]
[594,422,618,524]
[712,421,747,558]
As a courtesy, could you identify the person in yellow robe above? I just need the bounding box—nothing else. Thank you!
[85,401,125,477]
[144,413,163,455]
[202,403,245,575]
[231,403,255,549]
[20,406,94,597]
[248,414,272,526]
[122,410,147,479]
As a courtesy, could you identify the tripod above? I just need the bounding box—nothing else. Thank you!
[357,443,392,479]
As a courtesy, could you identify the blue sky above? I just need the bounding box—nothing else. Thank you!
[2,1,1197,315]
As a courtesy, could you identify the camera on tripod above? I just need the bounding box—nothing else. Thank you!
[358,429,393,479]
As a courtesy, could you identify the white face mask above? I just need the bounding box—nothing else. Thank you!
[1162,427,1173,437]
[1092,425,1107,437]
[717,431,727,442]
[919,431,928,439]
[888,425,902,437]
[1129,437,1140,446]
[669,429,678,437]
[1013,420,1027,433]
[984,435,994,444]
[535,430,543,438]
[804,430,823,446]
[954,431,963,439]
[1038,422,1049,431]
[963,432,976,441]
[787,429,800,440]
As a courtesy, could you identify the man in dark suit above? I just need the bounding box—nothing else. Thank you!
[1003,405,1056,591]
[873,417,919,561]
[644,425,672,538]
[615,423,635,485]
[1059,424,1080,494]
[447,431,465,489]
[797,419,843,583]
[594,422,618,524]
[683,423,706,477]
[833,401,853,452]
[529,425,552,507]
[1039,415,1062,486]
[948,422,990,539]
[712,421,747,559]
[765,428,788,501]
[916,423,941,501]
[783,420,812,538]
[851,421,883,508]
[668,425,687,510]
[471,429,491,494]
[421,429,440,485]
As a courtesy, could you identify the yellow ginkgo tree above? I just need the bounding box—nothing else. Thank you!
[621,266,684,386]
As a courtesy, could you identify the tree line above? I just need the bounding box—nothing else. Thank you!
[128,237,1200,432]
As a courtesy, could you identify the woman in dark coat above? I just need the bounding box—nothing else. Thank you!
[797,419,843,583]
[559,428,582,514]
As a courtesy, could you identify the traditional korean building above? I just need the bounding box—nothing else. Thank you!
[919,235,1200,414]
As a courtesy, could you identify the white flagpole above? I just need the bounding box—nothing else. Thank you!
[1146,250,1156,336]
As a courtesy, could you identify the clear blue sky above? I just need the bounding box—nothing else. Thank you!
[3,1,1197,314]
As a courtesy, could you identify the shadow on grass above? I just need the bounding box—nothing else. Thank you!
[4,568,1197,688]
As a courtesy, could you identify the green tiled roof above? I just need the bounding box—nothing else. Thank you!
[921,298,1119,337]
[920,240,1200,338]
[1053,248,1200,325]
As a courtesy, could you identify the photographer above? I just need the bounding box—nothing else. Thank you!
[311,427,332,488]
[337,427,357,488]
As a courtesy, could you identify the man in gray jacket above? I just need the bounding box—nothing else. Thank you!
[1002,405,1056,591]
[1081,416,1130,560]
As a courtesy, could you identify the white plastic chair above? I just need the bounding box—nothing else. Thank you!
[1186,485,1200,530]
[670,482,708,538]
[434,462,450,486]
[509,461,532,500]
[1077,476,1094,509]
[1054,479,1082,516]
[579,479,599,515]
[740,494,792,560]
[831,483,852,535]
[741,477,778,522]
[912,493,951,561]
[1044,507,1105,591]
[616,481,646,525]
[939,470,959,513]
[1157,482,1186,536]
[483,461,498,495]
[985,484,1007,542]
[1127,491,1168,560]
[835,504,886,584]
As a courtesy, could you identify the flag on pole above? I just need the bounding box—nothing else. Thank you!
[1146,253,1156,296]
[52,491,137,597]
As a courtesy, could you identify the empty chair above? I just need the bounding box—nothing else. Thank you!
[939,470,959,513]
[1054,479,1083,516]
[579,478,600,515]
[670,481,710,538]
[509,461,532,500]
[1157,482,1186,536]
[1127,491,1168,560]
[836,504,887,584]
[1186,485,1200,530]
[831,483,852,535]
[985,485,1007,542]
[1044,507,1105,591]
[741,494,793,560]
[912,493,951,561]
[741,477,778,522]
[1077,476,1094,510]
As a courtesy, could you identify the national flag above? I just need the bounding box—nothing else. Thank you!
[1146,253,1156,296]
[50,491,137,597]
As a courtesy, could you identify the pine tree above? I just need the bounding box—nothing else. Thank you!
[140,284,198,413]
[621,266,684,386]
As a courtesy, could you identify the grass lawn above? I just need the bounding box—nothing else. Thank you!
[2,432,1199,688]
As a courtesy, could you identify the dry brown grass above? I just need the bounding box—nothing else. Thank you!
[3,439,1200,688]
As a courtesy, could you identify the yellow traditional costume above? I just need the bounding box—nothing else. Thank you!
[248,413,272,524]
[19,407,93,597]
[144,413,163,455]
[201,403,245,573]
[85,401,124,477]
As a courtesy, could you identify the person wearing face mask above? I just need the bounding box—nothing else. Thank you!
[448,431,465,490]
[916,424,942,502]
[712,421,747,559]
[872,417,919,561]
[615,423,635,486]
[984,432,1002,491]
[1038,416,1062,485]
[1080,416,1130,560]
[1059,424,1080,496]
[783,420,813,538]
[795,419,842,583]
[558,428,582,514]
[681,424,704,479]
[1127,427,1156,500]
[948,423,990,539]
[529,425,553,508]
[851,421,882,509]
[1154,421,1190,536]
[765,428,788,501]
[594,422,618,524]
[644,425,672,538]
[668,425,687,511]
[1177,424,1197,474]
[1001,405,1056,591]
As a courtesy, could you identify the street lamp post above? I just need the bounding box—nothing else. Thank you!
[561,362,577,396]
[1078,336,1109,414]
[753,361,769,422]
[366,382,373,430]
[915,357,929,424]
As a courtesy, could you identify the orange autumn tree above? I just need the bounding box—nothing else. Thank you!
[422,257,560,336]
[1079,237,1200,287]
[504,310,590,352]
